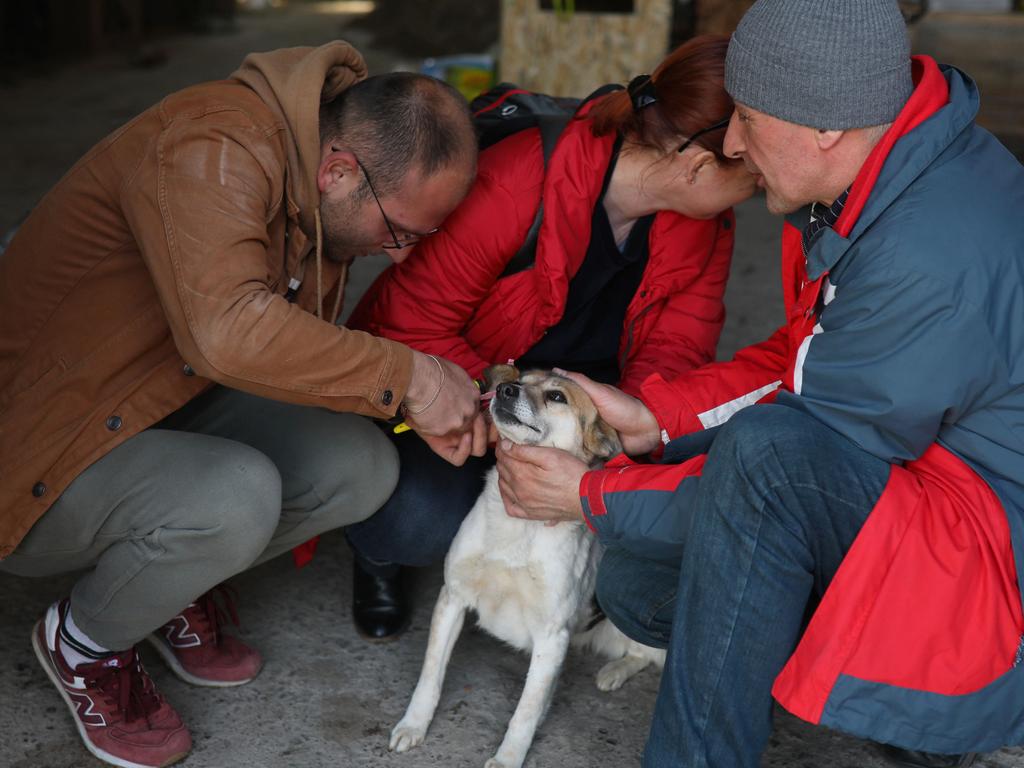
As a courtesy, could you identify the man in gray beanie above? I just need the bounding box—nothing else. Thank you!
[494,1,1024,767]
[727,0,914,141]
[722,0,914,215]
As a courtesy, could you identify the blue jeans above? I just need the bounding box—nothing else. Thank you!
[595,404,890,768]
[345,427,495,576]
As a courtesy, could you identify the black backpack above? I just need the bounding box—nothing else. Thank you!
[469,83,622,277]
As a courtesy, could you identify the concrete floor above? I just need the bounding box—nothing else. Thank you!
[2,4,1024,768]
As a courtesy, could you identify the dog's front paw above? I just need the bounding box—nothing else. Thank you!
[389,719,428,753]
[485,750,527,768]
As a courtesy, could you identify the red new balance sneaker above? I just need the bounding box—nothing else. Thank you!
[147,585,262,687]
[32,600,191,768]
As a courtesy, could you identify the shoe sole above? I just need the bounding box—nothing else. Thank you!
[353,616,411,644]
[145,635,258,688]
[32,620,189,768]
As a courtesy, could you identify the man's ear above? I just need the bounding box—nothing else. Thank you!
[317,147,359,195]
[482,364,520,392]
[583,416,623,466]
[814,129,844,152]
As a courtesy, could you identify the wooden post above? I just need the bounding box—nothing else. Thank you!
[499,0,673,97]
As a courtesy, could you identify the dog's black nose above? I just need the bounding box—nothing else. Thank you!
[497,382,520,401]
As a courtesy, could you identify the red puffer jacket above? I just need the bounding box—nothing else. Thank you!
[347,105,735,396]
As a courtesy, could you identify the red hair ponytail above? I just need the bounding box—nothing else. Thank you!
[588,35,734,159]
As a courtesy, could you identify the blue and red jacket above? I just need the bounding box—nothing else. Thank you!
[348,100,735,398]
[582,58,1024,753]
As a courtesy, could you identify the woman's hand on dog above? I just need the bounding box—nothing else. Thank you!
[553,369,662,456]
[495,440,587,523]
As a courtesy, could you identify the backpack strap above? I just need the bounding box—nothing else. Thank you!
[499,84,625,279]
[582,83,626,105]
[499,112,572,278]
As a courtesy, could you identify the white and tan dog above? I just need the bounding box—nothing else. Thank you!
[390,366,665,768]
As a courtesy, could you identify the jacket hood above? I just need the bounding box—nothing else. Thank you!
[232,41,368,238]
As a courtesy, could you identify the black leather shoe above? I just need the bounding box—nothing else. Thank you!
[352,560,410,642]
[878,745,978,767]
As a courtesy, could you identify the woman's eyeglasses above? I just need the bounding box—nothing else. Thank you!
[677,116,732,156]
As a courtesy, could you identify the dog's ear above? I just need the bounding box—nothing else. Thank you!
[582,415,622,465]
[482,364,520,392]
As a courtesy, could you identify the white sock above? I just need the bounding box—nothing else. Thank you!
[59,604,115,670]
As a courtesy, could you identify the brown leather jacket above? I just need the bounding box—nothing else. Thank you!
[0,42,414,558]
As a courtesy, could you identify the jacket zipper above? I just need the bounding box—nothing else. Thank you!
[619,214,725,371]
[619,300,657,371]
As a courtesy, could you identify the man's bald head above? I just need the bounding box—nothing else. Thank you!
[320,72,477,199]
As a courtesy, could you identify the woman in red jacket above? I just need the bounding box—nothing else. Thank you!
[344,35,757,639]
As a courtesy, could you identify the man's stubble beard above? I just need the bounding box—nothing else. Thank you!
[763,187,803,216]
[319,194,375,263]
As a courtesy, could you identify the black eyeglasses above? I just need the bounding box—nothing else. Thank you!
[677,116,732,155]
[332,147,439,250]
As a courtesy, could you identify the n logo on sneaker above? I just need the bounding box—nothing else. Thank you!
[69,691,107,727]
[162,615,201,648]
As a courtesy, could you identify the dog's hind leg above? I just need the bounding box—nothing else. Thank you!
[595,641,666,691]
[485,628,570,768]
[390,585,467,754]
[579,617,666,691]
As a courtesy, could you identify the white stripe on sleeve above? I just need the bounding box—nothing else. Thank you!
[792,323,823,395]
[697,380,783,429]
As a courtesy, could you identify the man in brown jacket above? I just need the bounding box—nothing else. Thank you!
[0,41,483,768]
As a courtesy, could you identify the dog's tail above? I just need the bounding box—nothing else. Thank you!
[573,597,666,667]
[574,616,665,666]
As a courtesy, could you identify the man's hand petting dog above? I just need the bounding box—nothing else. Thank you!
[553,368,663,456]
[404,352,487,465]
[496,439,587,525]
[419,414,490,467]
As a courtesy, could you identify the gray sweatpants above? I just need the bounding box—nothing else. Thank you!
[0,387,399,650]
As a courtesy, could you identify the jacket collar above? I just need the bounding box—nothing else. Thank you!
[531,105,618,327]
[535,101,715,319]
[804,57,974,280]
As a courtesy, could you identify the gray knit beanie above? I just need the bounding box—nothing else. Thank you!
[725,0,913,130]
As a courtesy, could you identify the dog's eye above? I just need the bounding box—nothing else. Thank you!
[545,390,567,404]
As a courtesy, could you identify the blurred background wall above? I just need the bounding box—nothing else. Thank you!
[0,0,1020,159]
[0,0,238,76]
[357,0,1023,156]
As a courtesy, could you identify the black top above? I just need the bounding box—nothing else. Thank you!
[518,138,654,384]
